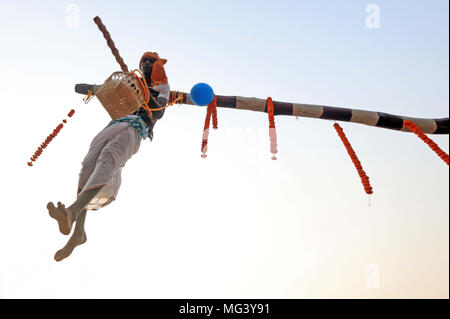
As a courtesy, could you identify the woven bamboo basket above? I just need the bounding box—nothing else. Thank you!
[94,71,145,120]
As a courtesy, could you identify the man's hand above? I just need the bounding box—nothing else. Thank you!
[149,96,168,120]
[75,83,100,95]
[148,93,160,107]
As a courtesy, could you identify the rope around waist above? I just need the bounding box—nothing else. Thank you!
[107,115,148,139]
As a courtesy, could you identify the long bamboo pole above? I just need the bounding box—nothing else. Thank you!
[93,16,128,73]
[171,92,449,135]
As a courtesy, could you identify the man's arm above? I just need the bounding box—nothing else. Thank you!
[148,95,167,120]
[148,83,170,120]
[75,82,169,120]
[75,83,100,95]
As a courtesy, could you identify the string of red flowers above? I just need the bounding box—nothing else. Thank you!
[333,123,373,195]
[27,109,75,167]
[403,120,449,166]
[200,96,218,158]
[266,97,278,160]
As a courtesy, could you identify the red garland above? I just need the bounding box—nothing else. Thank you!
[200,96,217,158]
[27,109,75,167]
[333,123,373,195]
[266,97,278,160]
[403,120,449,165]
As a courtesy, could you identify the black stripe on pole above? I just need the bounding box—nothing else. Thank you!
[216,95,237,109]
[434,118,450,134]
[321,106,353,121]
[272,101,294,115]
[181,93,189,104]
[376,112,404,130]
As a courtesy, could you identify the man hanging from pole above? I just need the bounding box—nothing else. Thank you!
[47,52,170,261]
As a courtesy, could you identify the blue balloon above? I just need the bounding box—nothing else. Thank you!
[190,83,214,106]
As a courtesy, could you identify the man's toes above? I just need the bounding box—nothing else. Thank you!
[47,202,57,218]
[54,246,73,262]
[54,243,79,262]
[54,250,65,262]
[48,202,71,235]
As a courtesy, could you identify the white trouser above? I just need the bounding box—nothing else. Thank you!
[77,120,141,210]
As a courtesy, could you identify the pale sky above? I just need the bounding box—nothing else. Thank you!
[0,0,448,298]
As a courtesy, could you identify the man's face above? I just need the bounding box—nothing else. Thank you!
[141,57,157,74]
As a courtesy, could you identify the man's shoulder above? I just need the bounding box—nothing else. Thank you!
[150,83,170,100]
[151,83,170,91]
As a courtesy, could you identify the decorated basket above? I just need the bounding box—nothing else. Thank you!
[94,71,145,120]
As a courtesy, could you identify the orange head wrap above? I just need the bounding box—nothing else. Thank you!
[139,52,168,86]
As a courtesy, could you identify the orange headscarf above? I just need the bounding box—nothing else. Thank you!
[139,52,168,86]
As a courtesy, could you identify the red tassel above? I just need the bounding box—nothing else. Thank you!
[266,97,278,160]
[200,96,217,158]
[211,96,218,129]
[403,120,449,165]
[27,107,76,167]
[334,123,373,195]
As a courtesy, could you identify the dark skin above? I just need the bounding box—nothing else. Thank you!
[141,57,168,118]
[47,58,166,261]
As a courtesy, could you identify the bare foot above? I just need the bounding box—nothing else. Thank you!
[54,232,87,262]
[47,202,72,235]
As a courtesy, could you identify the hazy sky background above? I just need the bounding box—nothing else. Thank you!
[0,0,448,298]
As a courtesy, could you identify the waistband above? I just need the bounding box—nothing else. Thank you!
[108,115,148,140]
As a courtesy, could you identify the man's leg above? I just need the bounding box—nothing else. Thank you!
[53,182,96,261]
[67,187,102,222]
[48,125,140,253]
[54,209,87,262]
[47,187,102,235]
[47,127,109,235]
